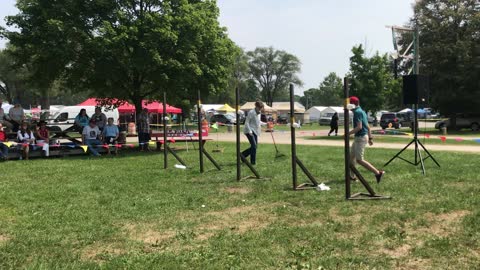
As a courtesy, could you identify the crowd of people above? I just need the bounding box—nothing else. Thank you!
[0,103,121,160]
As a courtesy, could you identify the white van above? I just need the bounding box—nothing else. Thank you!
[47,106,119,132]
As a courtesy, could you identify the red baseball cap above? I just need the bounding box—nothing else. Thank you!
[349,96,359,105]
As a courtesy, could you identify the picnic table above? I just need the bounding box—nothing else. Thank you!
[150,132,209,151]
[50,130,83,144]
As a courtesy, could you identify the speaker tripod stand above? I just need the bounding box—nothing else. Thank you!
[384,104,440,175]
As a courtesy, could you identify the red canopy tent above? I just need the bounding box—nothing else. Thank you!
[118,101,182,114]
[77,98,121,106]
[77,98,182,114]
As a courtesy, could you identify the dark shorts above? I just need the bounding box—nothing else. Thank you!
[138,132,151,142]
[104,136,117,144]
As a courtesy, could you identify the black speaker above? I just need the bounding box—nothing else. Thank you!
[402,75,429,105]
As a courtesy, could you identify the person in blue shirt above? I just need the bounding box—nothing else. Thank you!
[102,117,119,155]
[74,108,90,133]
[348,96,385,183]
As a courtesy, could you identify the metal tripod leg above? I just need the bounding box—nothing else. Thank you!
[416,142,426,175]
[418,141,440,167]
[384,139,415,167]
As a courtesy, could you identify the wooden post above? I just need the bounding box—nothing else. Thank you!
[344,78,351,199]
[290,84,297,190]
[163,92,168,169]
[236,87,241,181]
[197,91,204,173]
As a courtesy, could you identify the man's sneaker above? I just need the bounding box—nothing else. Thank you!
[375,171,385,183]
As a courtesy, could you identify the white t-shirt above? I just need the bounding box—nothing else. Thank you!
[82,125,101,140]
[18,130,35,143]
[243,109,262,136]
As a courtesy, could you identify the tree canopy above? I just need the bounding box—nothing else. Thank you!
[2,0,238,112]
[348,45,400,114]
[247,47,302,106]
[300,72,343,108]
[413,0,480,115]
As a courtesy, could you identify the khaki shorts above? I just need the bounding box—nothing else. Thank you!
[351,135,368,161]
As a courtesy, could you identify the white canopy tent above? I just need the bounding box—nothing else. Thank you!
[305,106,327,122]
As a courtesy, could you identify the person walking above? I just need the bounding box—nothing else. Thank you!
[348,96,385,183]
[328,112,339,136]
[241,101,264,165]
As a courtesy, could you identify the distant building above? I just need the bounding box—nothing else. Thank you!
[272,102,307,123]
[305,106,327,122]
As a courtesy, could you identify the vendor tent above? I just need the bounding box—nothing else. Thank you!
[306,106,327,121]
[77,98,182,114]
[118,101,182,114]
[272,102,305,114]
[77,98,120,106]
[240,102,277,113]
[216,104,235,112]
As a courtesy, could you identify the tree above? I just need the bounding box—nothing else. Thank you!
[300,73,343,108]
[348,45,400,116]
[411,0,480,122]
[247,47,302,106]
[318,73,343,106]
[2,0,237,115]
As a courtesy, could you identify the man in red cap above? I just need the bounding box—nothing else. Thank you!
[348,96,385,183]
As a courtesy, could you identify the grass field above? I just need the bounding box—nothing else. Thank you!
[0,142,479,269]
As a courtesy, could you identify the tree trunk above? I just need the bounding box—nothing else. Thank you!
[450,113,457,130]
[39,88,50,120]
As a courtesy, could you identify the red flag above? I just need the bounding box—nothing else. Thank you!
[440,136,447,142]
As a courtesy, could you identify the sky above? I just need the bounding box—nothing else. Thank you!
[0,0,415,94]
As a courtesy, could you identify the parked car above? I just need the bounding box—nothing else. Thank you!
[435,113,480,131]
[47,106,119,132]
[210,113,236,125]
[276,114,288,124]
[380,112,403,129]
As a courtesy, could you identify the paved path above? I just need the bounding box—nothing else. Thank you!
[205,129,480,153]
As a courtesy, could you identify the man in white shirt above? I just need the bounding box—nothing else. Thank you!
[82,119,102,156]
[241,101,265,165]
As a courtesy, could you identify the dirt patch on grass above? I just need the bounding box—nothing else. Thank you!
[196,205,274,239]
[0,234,10,245]
[382,244,412,258]
[416,210,470,237]
[224,187,251,194]
[123,223,176,245]
[377,210,471,262]
[81,242,125,262]
[396,258,432,270]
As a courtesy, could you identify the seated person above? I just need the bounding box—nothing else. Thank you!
[0,123,10,161]
[102,117,119,155]
[74,108,90,133]
[82,119,102,157]
[17,122,37,160]
[36,120,50,157]
[102,117,119,144]
[9,103,25,132]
